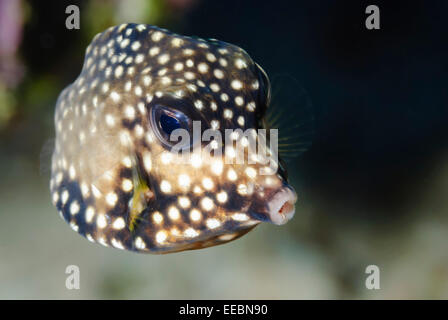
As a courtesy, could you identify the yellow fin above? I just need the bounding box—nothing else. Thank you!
[128,161,153,231]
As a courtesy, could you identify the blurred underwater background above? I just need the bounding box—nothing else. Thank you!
[1,0,448,299]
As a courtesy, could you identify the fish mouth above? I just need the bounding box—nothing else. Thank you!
[266,186,297,225]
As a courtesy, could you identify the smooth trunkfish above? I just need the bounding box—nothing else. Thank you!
[50,23,298,253]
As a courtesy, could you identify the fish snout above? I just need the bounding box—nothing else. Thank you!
[266,185,297,225]
[248,181,298,225]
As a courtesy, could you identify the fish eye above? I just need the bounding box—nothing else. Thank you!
[160,113,181,136]
[150,105,192,148]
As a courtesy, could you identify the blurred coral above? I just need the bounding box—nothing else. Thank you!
[0,0,25,88]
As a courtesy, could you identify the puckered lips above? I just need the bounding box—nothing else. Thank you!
[248,184,297,225]
[266,186,297,225]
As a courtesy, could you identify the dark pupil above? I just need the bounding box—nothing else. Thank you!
[160,113,181,135]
